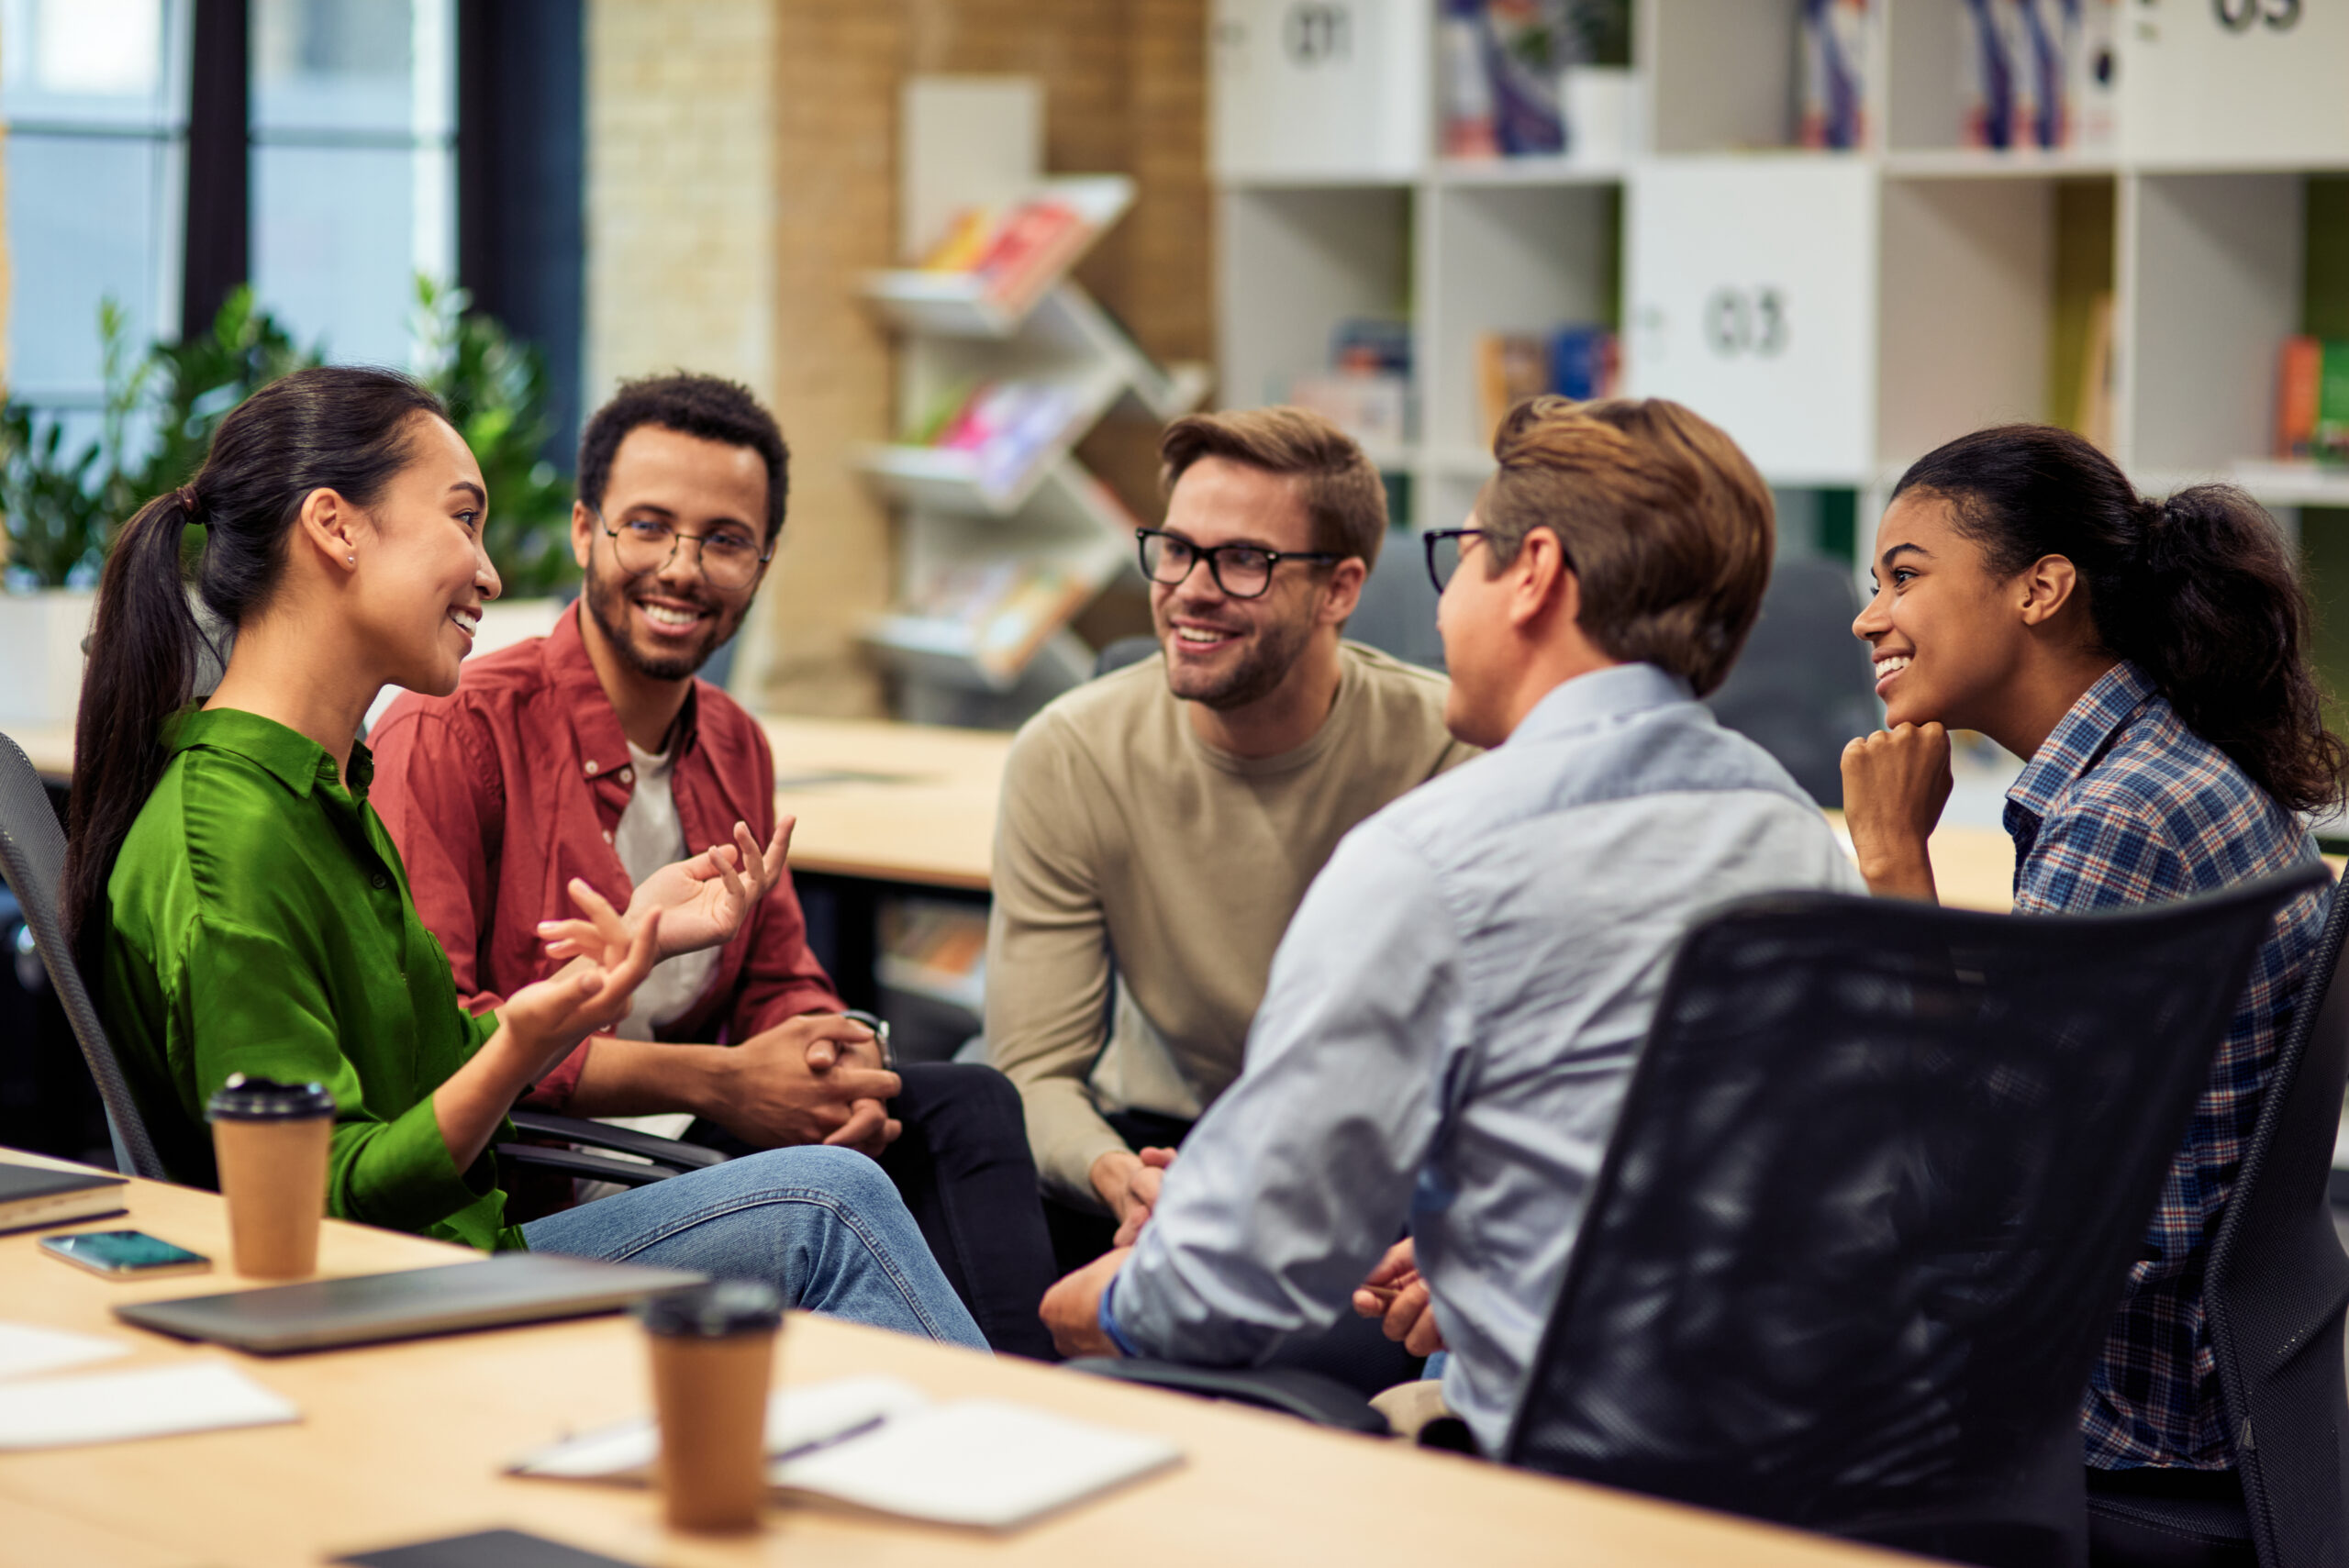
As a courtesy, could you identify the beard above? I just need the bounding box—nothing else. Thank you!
[1160,608,1318,711]
[583,557,747,683]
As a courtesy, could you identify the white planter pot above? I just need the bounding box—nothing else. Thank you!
[0,590,95,729]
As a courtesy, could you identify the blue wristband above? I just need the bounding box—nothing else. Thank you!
[1097,1273,1145,1358]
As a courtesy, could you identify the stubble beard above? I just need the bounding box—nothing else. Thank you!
[584,557,744,683]
[1161,610,1317,712]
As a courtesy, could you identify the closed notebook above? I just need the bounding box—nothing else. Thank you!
[511,1374,1182,1530]
[0,1160,127,1236]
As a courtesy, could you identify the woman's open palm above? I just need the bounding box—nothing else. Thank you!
[505,879,661,1078]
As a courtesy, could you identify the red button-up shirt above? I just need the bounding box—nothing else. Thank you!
[367,602,841,1108]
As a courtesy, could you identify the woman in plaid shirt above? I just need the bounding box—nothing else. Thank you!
[1839,424,2345,1510]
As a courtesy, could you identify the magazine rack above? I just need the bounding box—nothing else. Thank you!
[857,89,1208,722]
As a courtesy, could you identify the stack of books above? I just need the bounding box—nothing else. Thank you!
[923,381,1086,497]
[900,561,1094,687]
[1475,325,1620,440]
[1957,0,2118,153]
[921,199,1099,322]
[2277,337,2349,464]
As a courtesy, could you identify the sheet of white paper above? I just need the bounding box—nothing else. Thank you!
[774,1399,1182,1529]
[512,1374,930,1481]
[0,1320,128,1383]
[0,1361,296,1450]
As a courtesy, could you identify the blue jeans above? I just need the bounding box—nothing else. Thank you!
[520,1144,987,1350]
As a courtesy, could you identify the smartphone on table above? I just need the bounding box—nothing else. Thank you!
[39,1229,212,1279]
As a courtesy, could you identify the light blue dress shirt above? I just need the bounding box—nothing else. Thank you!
[1103,662,1866,1452]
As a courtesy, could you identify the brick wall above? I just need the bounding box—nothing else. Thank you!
[586,0,1208,716]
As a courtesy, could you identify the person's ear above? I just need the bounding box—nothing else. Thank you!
[1317,557,1367,627]
[571,499,596,572]
[1508,528,1572,631]
[295,486,361,574]
[2016,553,2082,628]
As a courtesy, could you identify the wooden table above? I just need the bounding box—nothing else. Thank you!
[759,716,1007,892]
[0,1153,1910,1568]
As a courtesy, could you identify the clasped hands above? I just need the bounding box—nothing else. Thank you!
[1047,1148,1451,1360]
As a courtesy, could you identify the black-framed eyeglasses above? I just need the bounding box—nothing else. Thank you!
[1135,528,1339,601]
[1422,528,1488,595]
[592,504,774,592]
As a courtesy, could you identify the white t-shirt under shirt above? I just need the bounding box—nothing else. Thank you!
[612,738,719,1042]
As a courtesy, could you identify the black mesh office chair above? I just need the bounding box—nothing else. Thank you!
[0,729,724,1190]
[1702,555,1879,807]
[1080,873,2321,1568]
[2087,880,2349,1568]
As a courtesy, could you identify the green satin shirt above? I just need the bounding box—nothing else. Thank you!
[99,706,525,1251]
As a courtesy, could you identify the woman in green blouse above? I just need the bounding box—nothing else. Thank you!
[66,366,985,1347]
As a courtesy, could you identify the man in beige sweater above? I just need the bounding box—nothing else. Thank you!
[986,407,1473,1256]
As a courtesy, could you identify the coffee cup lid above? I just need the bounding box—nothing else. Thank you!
[637,1281,784,1338]
[205,1073,336,1121]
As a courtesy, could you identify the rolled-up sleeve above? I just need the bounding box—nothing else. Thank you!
[176,917,495,1235]
[1108,819,1472,1366]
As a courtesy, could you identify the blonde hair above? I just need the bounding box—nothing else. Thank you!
[1480,395,1775,697]
[1160,406,1388,567]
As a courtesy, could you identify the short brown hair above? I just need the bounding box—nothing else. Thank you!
[1160,406,1387,568]
[1480,395,1774,697]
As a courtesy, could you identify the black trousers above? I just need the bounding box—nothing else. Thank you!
[1040,1106,1424,1396]
[691,1062,1058,1361]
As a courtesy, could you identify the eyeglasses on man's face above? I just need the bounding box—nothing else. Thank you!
[1135,528,1339,601]
[1422,528,1489,595]
[592,505,773,592]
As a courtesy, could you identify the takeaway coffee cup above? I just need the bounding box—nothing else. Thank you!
[639,1282,784,1531]
[205,1073,335,1279]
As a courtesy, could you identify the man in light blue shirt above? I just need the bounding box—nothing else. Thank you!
[1041,395,1865,1453]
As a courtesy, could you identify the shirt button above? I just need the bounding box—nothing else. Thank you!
[618,766,634,784]
[371,872,389,891]
[584,760,600,777]
[602,829,614,844]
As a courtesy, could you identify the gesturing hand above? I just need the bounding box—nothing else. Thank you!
[1352,1238,1446,1357]
[540,817,793,962]
[1840,723,1953,903]
[502,880,662,1081]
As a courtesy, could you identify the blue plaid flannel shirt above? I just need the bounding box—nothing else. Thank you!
[2004,661,2329,1470]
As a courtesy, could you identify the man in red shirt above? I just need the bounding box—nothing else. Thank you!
[370,373,1055,1357]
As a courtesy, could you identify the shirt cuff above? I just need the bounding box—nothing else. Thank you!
[340,1097,501,1235]
[1097,1273,1145,1359]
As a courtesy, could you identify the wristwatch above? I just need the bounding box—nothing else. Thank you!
[841,1008,895,1070]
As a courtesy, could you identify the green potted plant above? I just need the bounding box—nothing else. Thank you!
[0,282,577,730]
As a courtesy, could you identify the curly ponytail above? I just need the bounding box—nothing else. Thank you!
[1893,424,2349,815]
[63,366,448,955]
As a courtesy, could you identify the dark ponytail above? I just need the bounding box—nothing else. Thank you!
[1894,424,2349,815]
[64,366,449,954]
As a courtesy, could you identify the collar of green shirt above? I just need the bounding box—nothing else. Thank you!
[168,706,375,801]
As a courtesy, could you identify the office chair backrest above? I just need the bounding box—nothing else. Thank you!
[2202,875,2349,1568]
[0,733,162,1178]
[1703,555,1878,807]
[1505,871,2325,1568]
[1091,636,1160,680]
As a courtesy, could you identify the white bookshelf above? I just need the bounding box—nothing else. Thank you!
[1210,0,2349,565]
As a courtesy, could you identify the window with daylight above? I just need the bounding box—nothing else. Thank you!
[0,0,192,419]
[250,0,454,366]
